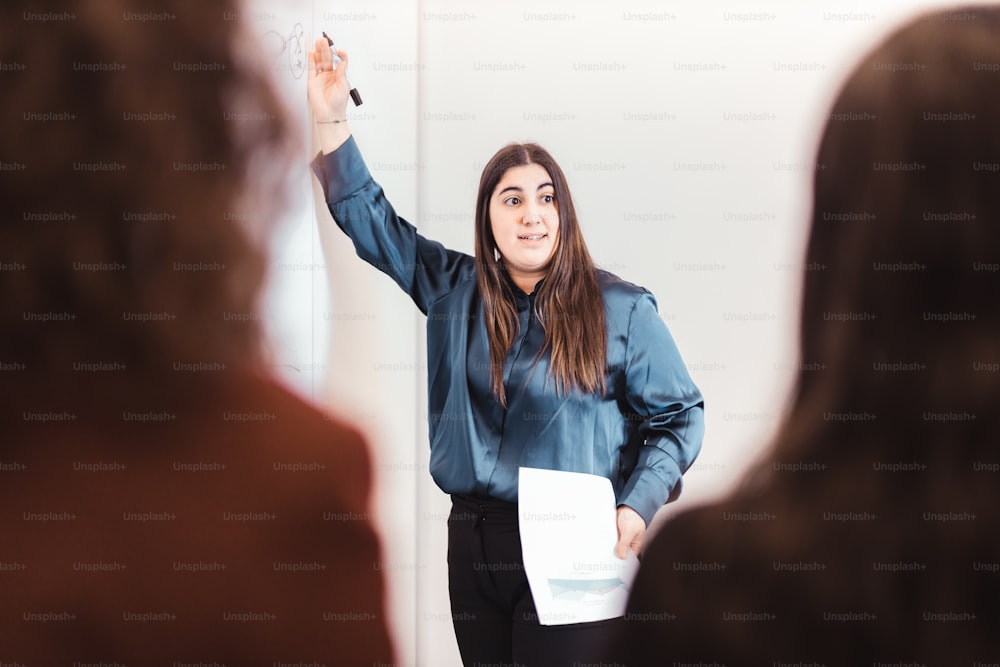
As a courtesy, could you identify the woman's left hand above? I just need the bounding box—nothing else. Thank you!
[615,505,646,559]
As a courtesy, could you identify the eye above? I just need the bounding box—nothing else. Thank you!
[503,196,521,206]
[541,193,555,204]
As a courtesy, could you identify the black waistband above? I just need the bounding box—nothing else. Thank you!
[451,494,518,524]
[452,493,517,509]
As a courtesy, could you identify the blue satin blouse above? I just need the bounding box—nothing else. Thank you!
[313,137,705,525]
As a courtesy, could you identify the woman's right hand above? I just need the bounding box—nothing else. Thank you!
[308,38,352,152]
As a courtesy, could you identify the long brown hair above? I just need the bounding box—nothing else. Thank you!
[0,1,297,403]
[474,144,607,405]
[762,5,1000,478]
[621,11,1000,663]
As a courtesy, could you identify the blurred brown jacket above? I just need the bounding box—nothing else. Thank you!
[0,373,395,666]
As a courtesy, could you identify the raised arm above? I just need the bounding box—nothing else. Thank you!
[307,37,353,154]
[307,39,474,313]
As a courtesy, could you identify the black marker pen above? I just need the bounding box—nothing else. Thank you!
[323,31,363,106]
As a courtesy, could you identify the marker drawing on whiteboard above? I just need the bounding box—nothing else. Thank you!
[263,22,306,79]
[323,31,363,106]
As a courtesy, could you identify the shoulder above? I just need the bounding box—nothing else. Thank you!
[0,373,390,662]
[644,487,790,561]
[238,375,372,465]
[425,267,479,311]
[596,269,651,304]
[632,489,792,618]
[625,491,814,665]
[636,484,802,609]
[595,269,664,329]
[182,373,376,507]
[636,484,842,619]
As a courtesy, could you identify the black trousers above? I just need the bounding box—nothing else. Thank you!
[447,494,624,667]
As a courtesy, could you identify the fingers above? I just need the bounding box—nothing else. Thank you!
[308,39,348,81]
[631,531,645,556]
[615,533,643,559]
[615,504,646,559]
[320,39,335,71]
[330,49,349,81]
[615,539,629,560]
[307,43,326,78]
[307,38,331,75]
[615,528,634,559]
[313,37,330,67]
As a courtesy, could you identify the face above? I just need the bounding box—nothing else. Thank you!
[488,163,560,293]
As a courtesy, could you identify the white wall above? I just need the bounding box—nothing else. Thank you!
[246,1,966,664]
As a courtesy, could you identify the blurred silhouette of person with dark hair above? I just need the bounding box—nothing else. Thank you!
[0,2,393,664]
[619,5,1000,665]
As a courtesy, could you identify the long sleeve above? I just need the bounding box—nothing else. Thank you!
[311,137,474,314]
[617,291,705,526]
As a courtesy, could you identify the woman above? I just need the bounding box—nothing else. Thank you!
[0,3,392,665]
[308,39,704,666]
[619,6,1000,665]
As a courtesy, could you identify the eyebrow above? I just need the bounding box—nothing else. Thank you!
[497,182,555,197]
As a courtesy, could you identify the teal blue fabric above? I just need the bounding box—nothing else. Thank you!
[313,137,705,525]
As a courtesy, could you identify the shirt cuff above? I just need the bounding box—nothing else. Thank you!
[619,461,682,527]
[310,135,373,204]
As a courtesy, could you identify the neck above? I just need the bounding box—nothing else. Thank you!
[508,271,543,295]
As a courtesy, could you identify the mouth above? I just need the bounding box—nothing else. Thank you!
[518,233,547,241]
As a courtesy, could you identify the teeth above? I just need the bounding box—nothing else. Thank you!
[521,234,545,240]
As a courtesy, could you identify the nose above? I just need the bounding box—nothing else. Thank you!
[522,212,542,225]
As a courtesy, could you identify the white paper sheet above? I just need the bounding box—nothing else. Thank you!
[518,467,640,626]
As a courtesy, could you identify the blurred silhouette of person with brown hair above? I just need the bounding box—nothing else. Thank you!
[619,5,1000,665]
[0,2,393,664]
